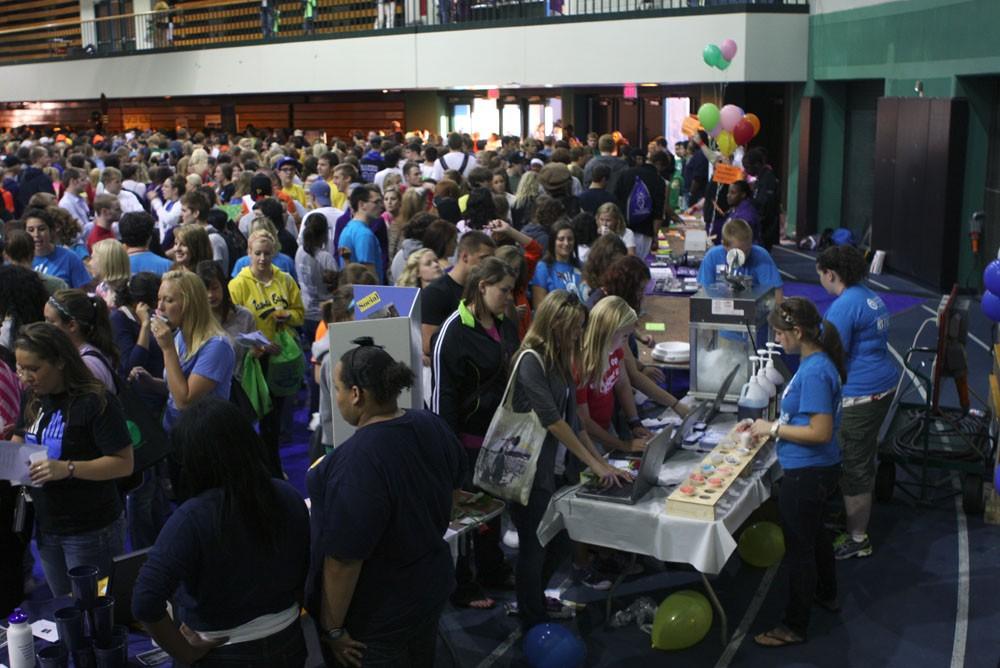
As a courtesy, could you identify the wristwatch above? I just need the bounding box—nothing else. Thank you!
[627,416,643,429]
[323,627,346,641]
[66,461,76,480]
[769,422,781,439]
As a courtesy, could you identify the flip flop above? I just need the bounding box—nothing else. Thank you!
[753,627,805,648]
[450,584,496,610]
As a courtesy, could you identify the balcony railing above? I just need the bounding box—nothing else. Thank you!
[0,0,806,66]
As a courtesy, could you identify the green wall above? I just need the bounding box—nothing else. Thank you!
[405,91,446,136]
[787,0,1000,288]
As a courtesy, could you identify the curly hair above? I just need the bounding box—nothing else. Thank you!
[0,265,47,335]
[601,255,651,312]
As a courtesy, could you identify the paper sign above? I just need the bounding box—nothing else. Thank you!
[31,619,58,642]
[644,323,666,332]
[681,115,702,137]
[711,299,745,317]
[0,442,46,486]
[712,164,744,185]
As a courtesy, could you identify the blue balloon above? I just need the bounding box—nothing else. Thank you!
[983,260,1000,294]
[524,623,586,668]
[994,464,1000,495]
[982,290,1000,323]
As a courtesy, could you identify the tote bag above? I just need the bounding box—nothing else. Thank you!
[266,329,306,397]
[473,349,548,506]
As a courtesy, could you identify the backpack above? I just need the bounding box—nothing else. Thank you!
[81,350,171,473]
[218,222,247,275]
[625,175,653,229]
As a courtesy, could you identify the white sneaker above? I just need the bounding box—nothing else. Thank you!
[308,412,320,432]
[503,528,519,550]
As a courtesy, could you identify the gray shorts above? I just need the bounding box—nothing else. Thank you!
[838,392,893,496]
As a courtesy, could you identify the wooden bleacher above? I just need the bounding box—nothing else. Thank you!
[0,0,83,64]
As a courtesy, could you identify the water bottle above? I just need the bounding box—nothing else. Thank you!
[8,608,35,668]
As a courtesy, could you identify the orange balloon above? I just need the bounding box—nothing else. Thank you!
[744,113,761,137]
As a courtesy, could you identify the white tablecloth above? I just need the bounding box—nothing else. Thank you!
[537,445,781,575]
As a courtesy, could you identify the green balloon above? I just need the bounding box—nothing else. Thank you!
[738,521,786,568]
[651,590,713,651]
[702,44,722,69]
[716,57,731,71]
[697,103,720,132]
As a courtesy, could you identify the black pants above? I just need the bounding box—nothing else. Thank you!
[508,487,570,631]
[778,464,840,638]
[0,482,26,617]
[317,606,443,668]
[455,447,505,590]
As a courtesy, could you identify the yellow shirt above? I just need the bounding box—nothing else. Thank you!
[326,179,347,210]
[281,183,307,207]
[228,266,304,343]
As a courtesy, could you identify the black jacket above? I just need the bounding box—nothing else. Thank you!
[430,300,520,439]
[16,167,54,217]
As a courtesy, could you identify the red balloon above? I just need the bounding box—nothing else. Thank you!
[733,119,755,146]
[744,113,761,137]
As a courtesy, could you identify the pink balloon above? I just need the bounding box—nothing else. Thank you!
[720,104,744,132]
[720,39,738,62]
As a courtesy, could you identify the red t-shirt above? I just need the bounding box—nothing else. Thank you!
[86,225,116,253]
[576,347,625,430]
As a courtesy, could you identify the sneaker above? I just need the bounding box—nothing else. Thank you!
[595,555,644,577]
[503,528,520,550]
[572,565,613,591]
[308,412,320,432]
[834,535,873,560]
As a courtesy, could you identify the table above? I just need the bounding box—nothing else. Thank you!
[537,417,781,644]
[445,490,505,563]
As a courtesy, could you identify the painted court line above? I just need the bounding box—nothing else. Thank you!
[887,343,927,402]
[867,277,891,290]
[476,576,573,668]
[778,269,796,280]
[713,563,780,668]
[772,245,816,262]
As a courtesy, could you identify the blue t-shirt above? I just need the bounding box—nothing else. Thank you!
[777,352,842,470]
[230,252,297,280]
[305,409,464,638]
[697,244,783,290]
[33,245,91,288]
[129,251,172,277]
[338,219,383,280]
[823,285,898,398]
[163,334,235,430]
[530,260,585,299]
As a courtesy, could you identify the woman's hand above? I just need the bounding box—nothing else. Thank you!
[638,334,656,348]
[177,624,228,665]
[595,461,634,488]
[149,316,173,347]
[324,630,367,668]
[625,438,647,453]
[129,366,154,387]
[631,425,653,440]
[135,302,152,327]
[750,419,773,440]
[642,365,666,384]
[28,459,71,485]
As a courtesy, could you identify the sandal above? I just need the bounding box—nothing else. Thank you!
[450,583,496,610]
[814,595,841,613]
[753,626,805,648]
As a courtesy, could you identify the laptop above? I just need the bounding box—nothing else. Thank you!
[106,548,152,627]
[697,364,742,426]
[576,426,676,505]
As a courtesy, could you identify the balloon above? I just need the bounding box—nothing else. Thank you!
[720,38,738,62]
[738,521,786,567]
[651,590,713,650]
[709,124,722,138]
[981,290,1000,323]
[744,112,761,137]
[719,104,744,132]
[697,103,721,132]
[524,623,586,668]
[716,57,731,71]
[983,259,1000,294]
[716,131,737,157]
[995,464,1000,495]
[733,119,755,146]
[703,44,723,69]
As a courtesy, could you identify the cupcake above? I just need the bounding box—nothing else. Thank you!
[679,485,696,496]
[708,477,724,487]
[689,473,706,485]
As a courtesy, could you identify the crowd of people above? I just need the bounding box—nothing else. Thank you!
[0,122,889,664]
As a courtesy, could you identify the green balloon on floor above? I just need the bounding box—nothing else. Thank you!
[738,521,786,568]
[650,590,713,650]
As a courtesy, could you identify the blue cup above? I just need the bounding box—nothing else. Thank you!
[93,637,127,668]
[53,606,84,652]
[67,565,99,610]
[37,643,70,668]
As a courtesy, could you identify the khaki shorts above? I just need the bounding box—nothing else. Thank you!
[838,392,893,495]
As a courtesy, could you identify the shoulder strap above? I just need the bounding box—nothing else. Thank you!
[439,156,449,170]
[458,153,470,174]
[80,349,120,394]
[500,348,543,410]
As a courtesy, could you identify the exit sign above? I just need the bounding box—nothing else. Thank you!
[623,83,637,99]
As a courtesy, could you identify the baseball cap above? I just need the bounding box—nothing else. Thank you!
[275,156,302,172]
[309,180,332,207]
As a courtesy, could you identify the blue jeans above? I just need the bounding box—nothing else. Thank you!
[186,618,307,667]
[316,607,442,668]
[36,513,126,597]
[778,465,840,638]
[127,465,171,549]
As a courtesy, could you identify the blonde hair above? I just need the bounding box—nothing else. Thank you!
[722,218,753,245]
[185,173,203,191]
[161,270,227,360]
[90,239,130,284]
[595,202,626,236]
[514,170,540,207]
[396,248,437,288]
[518,289,587,381]
[579,296,637,384]
[247,228,277,250]
[173,224,213,270]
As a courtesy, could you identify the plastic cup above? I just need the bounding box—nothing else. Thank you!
[37,643,70,668]
[68,564,100,610]
[93,637,127,668]
[72,638,96,668]
[29,451,49,464]
[89,595,115,645]
[54,606,84,652]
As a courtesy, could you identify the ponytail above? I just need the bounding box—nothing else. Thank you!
[819,319,847,383]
